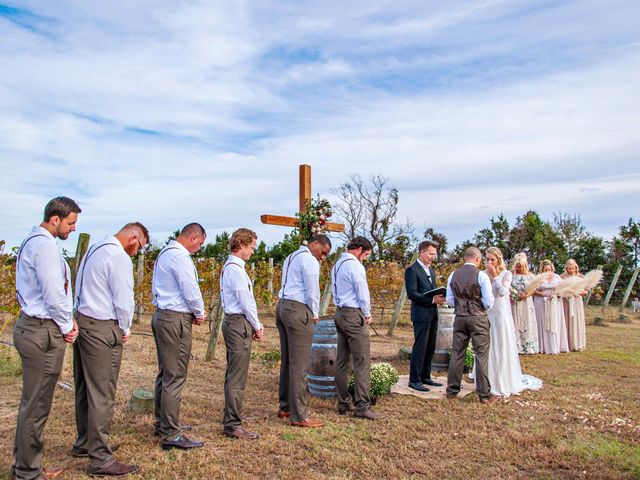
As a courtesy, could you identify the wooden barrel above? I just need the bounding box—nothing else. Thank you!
[307,316,337,398]
[431,306,455,370]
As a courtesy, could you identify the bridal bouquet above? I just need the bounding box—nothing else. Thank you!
[510,287,519,303]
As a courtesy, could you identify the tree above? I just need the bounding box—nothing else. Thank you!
[332,174,411,259]
[473,214,512,258]
[509,211,566,269]
[619,218,640,270]
[200,232,230,262]
[423,228,448,257]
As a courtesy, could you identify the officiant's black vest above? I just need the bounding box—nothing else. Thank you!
[450,264,485,317]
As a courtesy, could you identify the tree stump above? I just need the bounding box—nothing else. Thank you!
[128,389,154,413]
[399,346,412,361]
[593,316,606,326]
[618,313,630,323]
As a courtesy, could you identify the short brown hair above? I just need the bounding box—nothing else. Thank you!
[43,196,81,222]
[180,222,206,238]
[120,222,150,243]
[418,240,438,252]
[229,228,257,252]
[347,236,373,251]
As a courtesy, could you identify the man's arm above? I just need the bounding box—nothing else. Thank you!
[173,255,205,318]
[34,243,74,335]
[302,256,320,319]
[404,265,432,306]
[445,272,455,307]
[108,252,135,337]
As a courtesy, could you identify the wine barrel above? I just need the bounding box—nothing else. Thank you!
[431,306,455,370]
[307,316,337,398]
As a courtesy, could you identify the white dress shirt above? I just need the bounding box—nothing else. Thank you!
[152,240,205,317]
[331,252,371,317]
[74,236,135,336]
[445,263,495,311]
[278,245,320,318]
[417,259,433,282]
[15,226,74,334]
[220,255,262,332]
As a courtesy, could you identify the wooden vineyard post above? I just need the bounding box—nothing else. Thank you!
[618,267,640,322]
[267,258,274,305]
[133,252,145,324]
[319,247,345,317]
[595,265,622,325]
[387,251,419,337]
[71,233,90,285]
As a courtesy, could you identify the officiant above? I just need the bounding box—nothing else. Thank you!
[405,240,446,392]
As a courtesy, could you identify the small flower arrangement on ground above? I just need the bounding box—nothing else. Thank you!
[296,195,332,241]
[448,343,475,372]
[349,362,399,401]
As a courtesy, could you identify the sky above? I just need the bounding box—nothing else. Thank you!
[1,1,639,253]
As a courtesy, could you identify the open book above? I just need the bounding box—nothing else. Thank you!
[424,286,446,298]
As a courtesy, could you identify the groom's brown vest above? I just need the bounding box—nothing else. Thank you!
[450,264,485,317]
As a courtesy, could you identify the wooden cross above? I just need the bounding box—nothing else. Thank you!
[261,164,345,232]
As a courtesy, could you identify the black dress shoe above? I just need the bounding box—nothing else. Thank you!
[223,427,259,440]
[408,382,430,392]
[422,379,443,387]
[161,435,204,450]
[87,461,139,476]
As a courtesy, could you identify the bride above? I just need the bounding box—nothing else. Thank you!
[473,247,542,397]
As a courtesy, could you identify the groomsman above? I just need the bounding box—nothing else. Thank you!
[220,228,264,440]
[71,222,149,476]
[332,236,381,420]
[276,234,332,428]
[445,246,497,403]
[152,223,207,450]
[13,196,81,480]
[405,240,446,392]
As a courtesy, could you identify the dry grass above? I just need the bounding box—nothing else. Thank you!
[1,308,639,480]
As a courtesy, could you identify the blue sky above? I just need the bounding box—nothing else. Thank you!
[1,1,639,252]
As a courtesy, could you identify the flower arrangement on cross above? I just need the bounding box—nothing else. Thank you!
[296,195,333,242]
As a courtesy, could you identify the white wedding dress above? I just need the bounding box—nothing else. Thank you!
[472,270,542,396]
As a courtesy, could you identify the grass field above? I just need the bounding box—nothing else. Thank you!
[0,307,638,479]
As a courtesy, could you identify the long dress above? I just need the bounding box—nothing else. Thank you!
[511,273,539,354]
[472,270,543,396]
[533,274,570,354]
[563,295,587,351]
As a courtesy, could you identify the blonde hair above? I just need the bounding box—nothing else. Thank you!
[539,259,555,273]
[486,246,506,273]
[511,252,530,275]
[229,228,257,253]
[563,258,580,275]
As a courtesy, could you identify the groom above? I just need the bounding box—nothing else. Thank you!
[445,246,498,403]
[405,240,446,392]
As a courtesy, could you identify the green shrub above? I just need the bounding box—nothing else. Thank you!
[448,343,475,372]
[349,362,399,400]
[0,346,22,377]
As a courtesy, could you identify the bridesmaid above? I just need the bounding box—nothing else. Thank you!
[533,260,569,354]
[510,253,539,354]
[560,259,587,351]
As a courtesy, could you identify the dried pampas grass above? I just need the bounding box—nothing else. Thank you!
[581,269,603,291]
[553,275,586,297]
[523,273,550,295]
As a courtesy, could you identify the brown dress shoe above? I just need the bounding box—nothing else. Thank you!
[87,461,139,477]
[71,444,120,458]
[289,417,324,428]
[223,427,259,440]
[354,409,384,420]
[276,409,290,418]
[480,395,501,404]
[43,467,65,478]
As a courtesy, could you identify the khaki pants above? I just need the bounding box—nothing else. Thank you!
[334,307,371,414]
[12,313,67,480]
[446,314,491,399]
[222,314,253,430]
[152,308,193,440]
[276,299,314,422]
[73,312,123,469]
